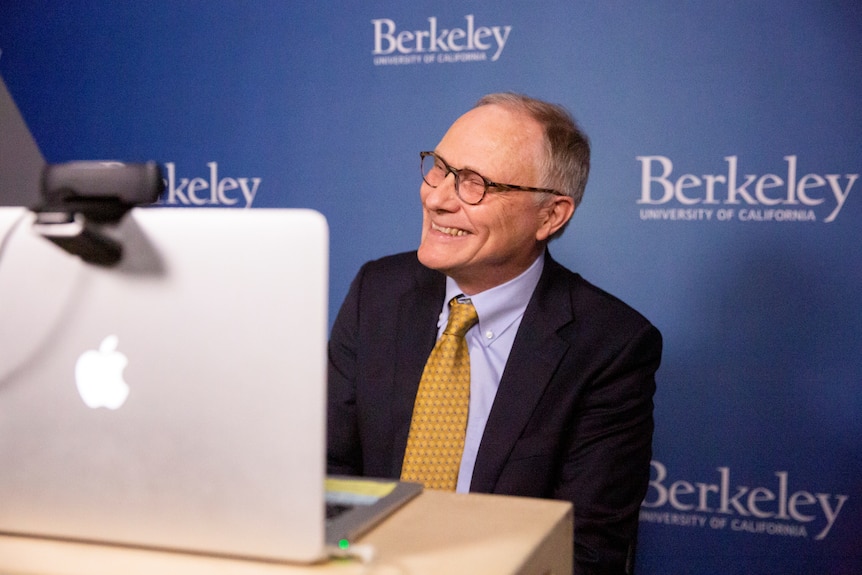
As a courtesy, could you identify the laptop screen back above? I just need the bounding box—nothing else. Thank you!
[0,207,330,563]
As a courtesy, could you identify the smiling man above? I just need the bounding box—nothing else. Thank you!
[328,93,662,575]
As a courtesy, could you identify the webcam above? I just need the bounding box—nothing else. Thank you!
[32,161,164,266]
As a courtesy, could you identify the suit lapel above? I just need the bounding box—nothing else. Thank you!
[389,261,445,475]
[470,255,574,492]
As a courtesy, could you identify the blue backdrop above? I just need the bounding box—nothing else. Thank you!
[2,2,859,573]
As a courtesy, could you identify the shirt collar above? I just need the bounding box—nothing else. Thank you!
[443,252,545,345]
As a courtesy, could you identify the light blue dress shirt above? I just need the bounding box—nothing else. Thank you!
[436,254,545,493]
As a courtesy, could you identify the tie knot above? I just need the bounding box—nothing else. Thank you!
[444,298,478,337]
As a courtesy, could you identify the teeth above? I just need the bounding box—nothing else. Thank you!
[433,223,469,237]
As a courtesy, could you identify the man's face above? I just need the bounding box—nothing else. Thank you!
[417,104,560,294]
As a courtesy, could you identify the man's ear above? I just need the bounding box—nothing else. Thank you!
[536,195,575,241]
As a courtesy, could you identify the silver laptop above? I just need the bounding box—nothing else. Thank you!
[0,206,328,560]
[0,206,421,562]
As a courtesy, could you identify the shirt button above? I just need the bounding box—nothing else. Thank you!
[485,330,494,339]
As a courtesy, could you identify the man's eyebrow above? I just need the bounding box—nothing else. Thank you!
[434,151,486,177]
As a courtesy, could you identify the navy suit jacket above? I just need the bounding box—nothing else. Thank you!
[328,250,662,575]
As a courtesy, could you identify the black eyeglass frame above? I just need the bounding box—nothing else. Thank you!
[420,151,562,205]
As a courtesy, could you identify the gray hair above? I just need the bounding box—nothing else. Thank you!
[475,93,590,237]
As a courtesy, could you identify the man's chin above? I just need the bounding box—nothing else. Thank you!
[417,245,456,274]
[416,248,440,271]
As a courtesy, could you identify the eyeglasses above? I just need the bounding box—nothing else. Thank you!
[420,151,562,205]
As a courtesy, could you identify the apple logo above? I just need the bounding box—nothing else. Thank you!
[74,335,130,409]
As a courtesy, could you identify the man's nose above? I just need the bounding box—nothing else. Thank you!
[422,172,460,209]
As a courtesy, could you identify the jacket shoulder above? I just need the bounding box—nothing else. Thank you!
[543,256,658,336]
[359,251,422,274]
[347,251,442,303]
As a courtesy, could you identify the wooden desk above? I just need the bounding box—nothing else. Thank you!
[0,490,572,575]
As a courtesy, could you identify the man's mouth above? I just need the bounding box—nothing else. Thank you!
[431,222,470,237]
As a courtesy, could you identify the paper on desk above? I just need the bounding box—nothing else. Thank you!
[325,478,398,506]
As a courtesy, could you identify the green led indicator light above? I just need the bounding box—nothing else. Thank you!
[338,539,350,550]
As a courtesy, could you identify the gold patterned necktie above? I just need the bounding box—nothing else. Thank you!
[401,297,479,491]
